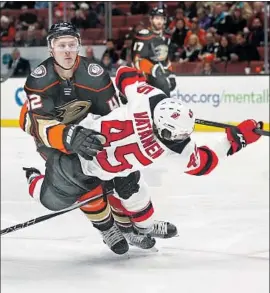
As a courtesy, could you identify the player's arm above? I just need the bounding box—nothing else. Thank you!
[20,92,69,152]
[115,66,147,96]
[20,93,105,160]
[185,120,263,176]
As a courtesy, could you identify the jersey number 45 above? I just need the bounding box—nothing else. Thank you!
[96,120,152,173]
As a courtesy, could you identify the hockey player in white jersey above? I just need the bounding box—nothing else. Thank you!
[77,65,263,235]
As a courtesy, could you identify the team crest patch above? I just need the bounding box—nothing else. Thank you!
[30,65,47,78]
[88,63,104,77]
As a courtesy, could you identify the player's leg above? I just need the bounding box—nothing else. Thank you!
[23,149,128,255]
[113,171,178,239]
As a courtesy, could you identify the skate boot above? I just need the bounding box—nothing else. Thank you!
[23,167,41,183]
[149,220,178,239]
[101,223,129,255]
[124,230,156,250]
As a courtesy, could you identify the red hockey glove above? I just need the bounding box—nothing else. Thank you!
[226,119,263,156]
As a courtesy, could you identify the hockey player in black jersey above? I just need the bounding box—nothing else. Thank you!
[131,7,176,97]
[20,22,177,255]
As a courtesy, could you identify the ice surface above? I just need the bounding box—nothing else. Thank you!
[1,129,269,293]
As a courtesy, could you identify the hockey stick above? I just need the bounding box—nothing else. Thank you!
[195,118,270,136]
[1,194,102,236]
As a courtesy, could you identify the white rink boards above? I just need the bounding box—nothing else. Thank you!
[1,128,269,293]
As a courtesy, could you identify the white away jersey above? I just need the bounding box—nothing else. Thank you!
[78,81,201,181]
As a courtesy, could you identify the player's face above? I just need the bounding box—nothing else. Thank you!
[51,36,79,69]
[151,16,165,31]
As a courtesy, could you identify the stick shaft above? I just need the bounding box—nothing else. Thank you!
[195,119,269,136]
[1,194,102,236]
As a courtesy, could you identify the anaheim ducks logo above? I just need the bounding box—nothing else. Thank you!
[152,45,168,62]
[55,100,92,124]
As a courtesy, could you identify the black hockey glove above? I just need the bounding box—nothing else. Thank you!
[114,171,141,200]
[168,74,176,91]
[63,125,106,160]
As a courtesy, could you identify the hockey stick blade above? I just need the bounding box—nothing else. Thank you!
[195,119,270,137]
[1,194,102,236]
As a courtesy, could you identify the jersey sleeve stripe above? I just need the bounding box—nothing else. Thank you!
[24,80,60,93]
[117,71,138,94]
[186,146,219,176]
[19,102,28,131]
[135,35,155,41]
[47,124,69,153]
[116,66,146,94]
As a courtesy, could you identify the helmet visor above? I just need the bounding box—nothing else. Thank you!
[51,37,80,52]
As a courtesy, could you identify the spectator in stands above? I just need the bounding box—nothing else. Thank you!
[111,3,125,16]
[178,2,197,20]
[170,18,188,61]
[71,3,100,29]
[251,2,265,24]
[229,8,248,34]
[38,28,48,46]
[231,32,260,62]
[184,17,206,47]
[230,2,253,21]
[2,1,33,9]
[130,2,150,15]
[118,35,133,66]
[85,46,100,63]
[215,35,234,63]
[247,17,265,46]
[101,53,115,75]
[1,15,16,42]
[13,31,25,47]
[102,39,119,65]
[179,34,201,63]
[24,27,40,47]
[171,18,188,48]
[168,8,191,32]
[54,9,64,24]
[210,3,233,35]
[199,32,219,60]
[197,7,212,31]
[200,54,220,75]
[18,5,38,31]
[8,48,31,77]
[94,2,105,17]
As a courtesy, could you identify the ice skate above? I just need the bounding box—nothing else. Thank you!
[149,221,178,239]
[101,223,129,255]
[124,230,156,250]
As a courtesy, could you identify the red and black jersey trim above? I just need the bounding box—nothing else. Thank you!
[129,201,154,223]
[115,67,146,95]
[191,146,218,176]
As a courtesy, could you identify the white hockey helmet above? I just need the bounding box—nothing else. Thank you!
[153,98,195,141]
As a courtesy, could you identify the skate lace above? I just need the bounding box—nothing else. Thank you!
[101,225,124,247]
[153,221,167,235]
[125,233,144,244]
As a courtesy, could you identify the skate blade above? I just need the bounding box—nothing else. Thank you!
[150,246,159,252]
[122,252,130,259]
